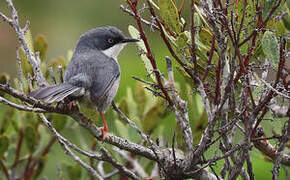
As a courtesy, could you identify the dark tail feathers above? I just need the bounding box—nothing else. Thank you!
[28,83,82,103]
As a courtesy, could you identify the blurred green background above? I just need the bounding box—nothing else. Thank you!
[0,0,287,179]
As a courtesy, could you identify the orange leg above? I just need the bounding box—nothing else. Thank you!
[99,112,108,140]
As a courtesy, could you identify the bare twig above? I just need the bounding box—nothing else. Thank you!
[260,79,290,99]
[101,148,141,180]
[16,49,24,93]
[120,5,159,30]
[272,119,290,180]
[49,67,57,84]
[113,147,148,178]
[0,96,46,113]
[4,0,47,87]
[112,102,158,149]
[58,65,64,83]
[38,114,103,179]
[165,56,194,153]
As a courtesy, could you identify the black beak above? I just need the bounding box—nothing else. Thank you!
[121,38,139,43]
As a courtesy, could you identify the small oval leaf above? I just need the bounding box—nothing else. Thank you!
[262,31,280,68]
[128,25,155,80]
[33,34,48,61]
[0,135,9,157]
[158,0,181,34]
[24,126,37,153]
[66,164,82,180]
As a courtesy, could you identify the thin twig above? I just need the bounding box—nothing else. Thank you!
[260,79,290,99]
[272,119,290,180]
[16,49,24,93]
[0,96,46,113]
[120,5,159,30]
[101,148,141,180]
[38,114,103,179]
[4,0,47,87]
[49,67,57,84]
[113,147,148,178]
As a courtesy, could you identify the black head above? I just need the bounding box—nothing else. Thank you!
[76,26,138,52]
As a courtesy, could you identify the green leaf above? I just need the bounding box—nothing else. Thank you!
[0,108,15,134]
[24,29,34,51]
[114,119,130,139]
[275,20,286,36]
[66,164,82,180]
[33,34,48,61]
[176,32,189,50]
[141,98,167,134]
[49,56,67,69]
[252,44,263,61]
[24,126,37,153]
[18,30,34,75]
[0,73,10,96]
[117,97,129,123]
[51,114,67,132]
[194,4,209,28]
[34,157,46,178]
[148,0,159,9]
[126,87,138,117]
[262,31,280,68]
[158,0,181,34]
[0,72,10,84]
[128,25,155,80]
[0,135,9,157]
[135,82,147,117]
[287,0,290,10]
[128,25,145,50]
[261,0,281,21]
[282,14,290,30]
[67,50,73,63]
[19,48,34,76]
[199,28,213,47]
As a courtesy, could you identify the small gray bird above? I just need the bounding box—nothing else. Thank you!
[29,26,138,138]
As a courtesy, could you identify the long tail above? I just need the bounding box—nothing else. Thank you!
[28,83,82,103]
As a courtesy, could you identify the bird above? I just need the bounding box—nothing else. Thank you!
[28,26,138,139]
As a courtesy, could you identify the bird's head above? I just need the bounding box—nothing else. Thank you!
[76,26,139,59]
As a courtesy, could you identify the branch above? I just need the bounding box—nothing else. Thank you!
[100,148,141,180]
[272,119,290,180]
[120,5,159,31]
[112,147,148,178]
[38,114,103,179]
[0,84,158,161]
[252,127,290,166]
[165,57,194,153]
[3,0,47,87]
[0,96,46,113]
[260,79,290,99]
[125,0,174,106]
[112,102,159,152]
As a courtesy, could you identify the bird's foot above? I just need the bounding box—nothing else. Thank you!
[68,101,77,111]
[100,126,108,140]
[99,112,108,140]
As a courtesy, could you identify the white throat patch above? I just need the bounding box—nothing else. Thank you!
[101,43,126,60]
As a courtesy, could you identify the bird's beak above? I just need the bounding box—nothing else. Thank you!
[121,38,139,43]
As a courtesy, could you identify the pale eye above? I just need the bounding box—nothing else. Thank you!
[108,38,114,44]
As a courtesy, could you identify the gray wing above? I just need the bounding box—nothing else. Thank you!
[65,50,120,104]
